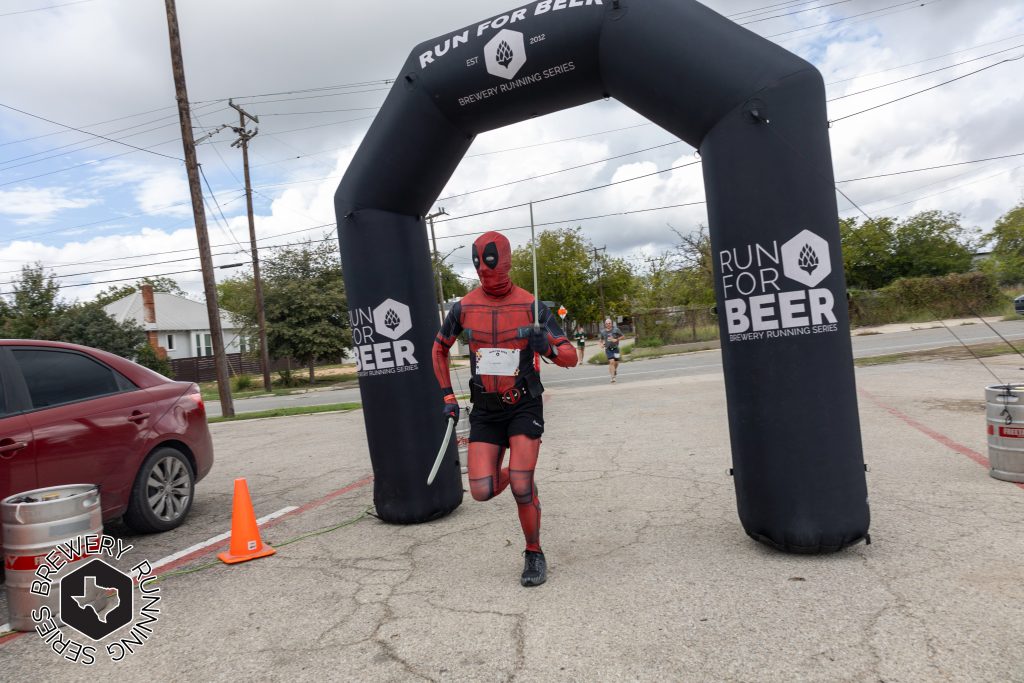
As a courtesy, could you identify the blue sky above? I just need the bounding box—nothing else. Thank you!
[1,0,1023,301]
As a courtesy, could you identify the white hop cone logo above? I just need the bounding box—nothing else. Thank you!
[798,244,819,276]
[484,30,527,80]
[496,41,514,68]
[781,230,832,287]
[372,299,412,340]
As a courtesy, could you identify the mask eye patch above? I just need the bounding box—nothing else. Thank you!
[472,244,480,269]
[482,242,500,270]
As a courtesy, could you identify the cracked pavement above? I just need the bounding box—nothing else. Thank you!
[2,352,1023,681]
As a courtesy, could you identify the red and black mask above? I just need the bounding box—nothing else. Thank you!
[472,231,512,297]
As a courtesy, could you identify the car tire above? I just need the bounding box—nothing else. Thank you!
[123,447,195,533]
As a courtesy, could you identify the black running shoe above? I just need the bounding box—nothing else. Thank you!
[521,550,547,587]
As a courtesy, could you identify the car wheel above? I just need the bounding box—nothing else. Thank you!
[123,447,195,533]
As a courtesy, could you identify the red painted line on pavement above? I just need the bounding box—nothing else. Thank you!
[860,389,1024,491]
[0,475,374,647]
[152,474,373,577]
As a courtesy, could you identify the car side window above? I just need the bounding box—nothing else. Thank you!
[11,349,130,410]
[0,369,7,417]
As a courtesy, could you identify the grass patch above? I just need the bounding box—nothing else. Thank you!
[209,402,362,424]
[587,343,633,365]
[856,342,1024,368]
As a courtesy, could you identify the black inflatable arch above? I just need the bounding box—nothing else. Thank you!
[335,0,870,553]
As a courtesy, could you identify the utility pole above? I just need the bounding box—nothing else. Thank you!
[591,245,607,319]
[426,208,449,323]
[229,99,272,393]
[163,0,234,417]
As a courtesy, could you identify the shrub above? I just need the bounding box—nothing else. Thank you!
[233,374,254,392]
[849,272,1006,327]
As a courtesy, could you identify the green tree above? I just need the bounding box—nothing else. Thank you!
[982,203,1024,285]
[262,240,350,383]
[94,276,186,307]
[216,272,258,332]
[134,342,173,377]
[2,263,60,339]
[49,303,146,358]
[891,210,976,279]
[840,216,898,290]
[509,227,635,325]
[841,212,976,289]
[431,254,469,304]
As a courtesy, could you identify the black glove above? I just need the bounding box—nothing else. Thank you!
[442,396,460,424]
[529,328,550,355]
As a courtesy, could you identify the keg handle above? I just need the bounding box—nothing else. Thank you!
[14,502,25,524]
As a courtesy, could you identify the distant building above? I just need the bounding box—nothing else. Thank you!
[103,286,249,360]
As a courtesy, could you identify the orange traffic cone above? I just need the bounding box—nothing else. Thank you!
[218,478,276,565]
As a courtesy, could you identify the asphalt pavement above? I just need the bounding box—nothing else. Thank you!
[4,329,1022,680]
[206,319,1024,417]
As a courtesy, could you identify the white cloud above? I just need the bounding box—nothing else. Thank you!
[0,187,97,224]
[0,0,1022,298]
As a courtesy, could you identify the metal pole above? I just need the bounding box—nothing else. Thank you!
[426,209,448,323]
[530,202,539,330]
[592,245,607,319]
[163,0,234,417]
[230,101,272,393]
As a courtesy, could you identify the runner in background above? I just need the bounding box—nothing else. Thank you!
[600,318,624,383]
[574,326,586,366]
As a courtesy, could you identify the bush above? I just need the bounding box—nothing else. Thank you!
[275,368,301,387]
[134,343,172,378]
[233,374,254,392]
[636,336,664,348]
[849,272,1006,327]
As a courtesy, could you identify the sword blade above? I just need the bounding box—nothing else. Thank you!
[427,417,456,485]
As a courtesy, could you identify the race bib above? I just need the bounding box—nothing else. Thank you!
[476,348,520,376]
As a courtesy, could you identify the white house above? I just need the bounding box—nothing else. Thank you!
[103,288,250,361]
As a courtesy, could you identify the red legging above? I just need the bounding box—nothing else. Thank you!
[467,435,541,552]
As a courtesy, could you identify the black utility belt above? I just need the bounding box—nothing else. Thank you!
[470,374,543,410]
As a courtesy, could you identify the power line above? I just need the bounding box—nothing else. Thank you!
[825,32,1024,86]
[830,53,1024,123]
[739,0,856,26]
[0,136,181,188]
[466,122,653,158]
[826,43,1024,103]
[198,164,247,253]
[766,0,940,39]
[434,160,703,225]
[0,223,338,275]
[835,152,1024,183]
[0,0,95,18]
[0,101,182,161]
[439,141,682,202]
[433,201,708,243]
[260,105,382,117]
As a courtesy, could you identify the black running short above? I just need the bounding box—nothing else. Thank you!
[469,395,544,447]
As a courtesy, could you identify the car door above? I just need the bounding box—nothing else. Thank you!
[9,347,153,519]
[0,348,37,501]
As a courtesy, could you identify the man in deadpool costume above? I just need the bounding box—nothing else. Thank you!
[432,231,577,586]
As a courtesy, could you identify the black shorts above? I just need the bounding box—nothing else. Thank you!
[469,395,544,447]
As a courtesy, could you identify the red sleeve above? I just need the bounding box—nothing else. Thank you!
[432,302,463,397]
[538,303,578,368]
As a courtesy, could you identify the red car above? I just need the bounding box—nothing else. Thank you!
[0,340,213,545]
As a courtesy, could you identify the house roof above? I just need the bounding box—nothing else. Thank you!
[103,291,239,332]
